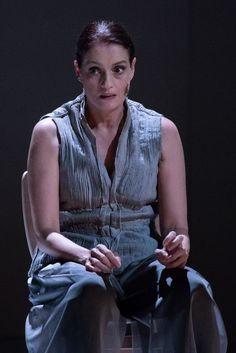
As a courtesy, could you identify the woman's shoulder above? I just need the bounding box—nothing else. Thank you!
[160,117,183,157]
[127,98,181,137]
[127,98,162,119]
[31,118,58,147]
[33,118,57,134]
[161,116,179,134]
[40,93,84,121]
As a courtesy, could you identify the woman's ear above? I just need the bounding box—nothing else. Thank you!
[73,60,81,80]
[130,57,136,80]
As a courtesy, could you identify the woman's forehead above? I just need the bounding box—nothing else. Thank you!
[83,42,130,64]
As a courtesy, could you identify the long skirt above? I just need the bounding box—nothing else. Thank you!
[25,255,228,353]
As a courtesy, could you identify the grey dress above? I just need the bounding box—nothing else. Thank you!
[25,92,227,353]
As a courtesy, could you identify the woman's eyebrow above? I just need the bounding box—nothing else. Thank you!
[85,60,100,66]
[112,60,128,65]
[84,60,128,67]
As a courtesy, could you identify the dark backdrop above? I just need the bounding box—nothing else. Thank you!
[0,1,235,352]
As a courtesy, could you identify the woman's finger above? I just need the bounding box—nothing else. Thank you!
[164,248,189,268]
[86,257,112,273]
[163,231,177,249]
[96,244,121,268]
[90,247,113,268]
[165,235,184,253]
[155,248,169,264]
[85,258,101,273]
[165,257,187,269]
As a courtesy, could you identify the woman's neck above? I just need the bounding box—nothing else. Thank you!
[85,104,126,130]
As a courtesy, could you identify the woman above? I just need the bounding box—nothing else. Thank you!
[25,20,227,353]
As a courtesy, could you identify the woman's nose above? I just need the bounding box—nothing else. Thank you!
[100,72,113,89]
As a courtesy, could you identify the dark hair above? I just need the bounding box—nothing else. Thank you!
[75,20,135,66]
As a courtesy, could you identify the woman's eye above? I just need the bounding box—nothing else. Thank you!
[113,66,126,74]
[88,67,100,75]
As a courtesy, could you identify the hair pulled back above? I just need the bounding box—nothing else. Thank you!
[75,20,135,66]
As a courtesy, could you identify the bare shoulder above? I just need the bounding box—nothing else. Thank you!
[161,117,183,158]
[161,116,179,136]
[28,118,59,171]
[161,116,182,141]
[31,118,58,147]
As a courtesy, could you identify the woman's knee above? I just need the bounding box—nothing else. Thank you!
[186,267,213,299]
[77,274,116,306]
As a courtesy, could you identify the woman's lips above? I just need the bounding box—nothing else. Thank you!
[99,94,116,99]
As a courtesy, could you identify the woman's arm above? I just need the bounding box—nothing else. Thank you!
[27,118,120,272]
[155,117,190,268]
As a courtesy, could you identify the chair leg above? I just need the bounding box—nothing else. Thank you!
[120,322,133,353]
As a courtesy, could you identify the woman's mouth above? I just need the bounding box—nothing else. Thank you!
[99,94,116,99]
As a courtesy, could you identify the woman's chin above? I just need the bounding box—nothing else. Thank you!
[95,97,124,112]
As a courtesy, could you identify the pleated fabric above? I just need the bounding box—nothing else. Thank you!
[26,93,227,352]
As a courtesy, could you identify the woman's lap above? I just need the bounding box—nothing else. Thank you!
[26,259,227,353]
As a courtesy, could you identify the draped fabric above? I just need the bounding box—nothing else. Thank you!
[26,93,228,352]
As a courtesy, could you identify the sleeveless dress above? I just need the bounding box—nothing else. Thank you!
[25,92,228,353]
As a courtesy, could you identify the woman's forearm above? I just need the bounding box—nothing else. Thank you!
[36,231,90,264]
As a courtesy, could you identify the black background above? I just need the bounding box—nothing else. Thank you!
[0,1,235,352]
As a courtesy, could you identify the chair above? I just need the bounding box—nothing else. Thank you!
[21,171,133,352]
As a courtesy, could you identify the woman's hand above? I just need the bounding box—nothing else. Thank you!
[85,244,121,273]
[155,231,190,268]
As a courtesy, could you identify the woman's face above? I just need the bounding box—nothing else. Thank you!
[74,42,136,114]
